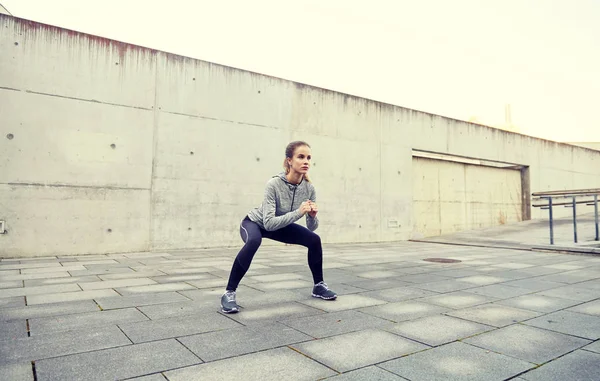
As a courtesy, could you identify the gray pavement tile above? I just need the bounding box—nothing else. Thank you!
[509,267,565,276]
[24,276,101,287]
[463,284,534,299]
[21,265,87,274]
[35,339,201,381]
[446,304,541,327]
[0,283,80,298]
[298,294,387,312]
[359,301,449,323]
[492,263,535,270]
[496,279,565,292]
[323,366,407,380]
[122,374,166,381]
[281,310,394,339]
[69,267,136,276]
[26,289,119,305]
[118,312,241,343]
[80,278,158,290]
[185,278,229,289]
[386,315,494,346]
[0,363,34,381]
[379,342,535,381]
[569,279,600,290]
[494,294,581,313]
[412,280,478,293]
[397,274,455,284]
[225,302,325,325]
[535,285,600,302]
[248,272,307,282]
[0,300,98,321]
[178,322,312,361]
[518,350,600,381]
[238,279,314,292]
[0,281,23,288]
[0,325,131,365]
[354,270,406,279]
[179,285,263,303]
[543,263,586,270]
[115,282,196,295]
[464,324,591,364]
[0,269,20,276]
[418,291,498,309]
[582,340,600,354]
[138,300,218,320]
[95,291,190,310]
[29,308,149,336]
[0,262,63,271]
[149,273,219,283]
[533,271,600,285]
[292,329,428,373]
[0,272,71,281]
[523,310,600,339]
[0,296,25,308]
[0,320,27,340]
[455,275,510,286]
[98,270,167,280]
[164,347,336,381]
[322,283,370,295]
[566,299,600,316]
[354,286,438,303]
[341,278,412,291]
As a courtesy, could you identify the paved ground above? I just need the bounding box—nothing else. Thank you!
[417,213,600,253]
[1,236,599,380]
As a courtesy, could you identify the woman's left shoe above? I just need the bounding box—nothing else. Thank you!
[312,281,337,300]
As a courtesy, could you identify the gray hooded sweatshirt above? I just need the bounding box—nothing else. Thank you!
[247,172,319,232]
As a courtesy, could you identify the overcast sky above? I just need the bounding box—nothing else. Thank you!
[3,0,599,142]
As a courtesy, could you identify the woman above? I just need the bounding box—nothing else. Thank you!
[221,141,337,313]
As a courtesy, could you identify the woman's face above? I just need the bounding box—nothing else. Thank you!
[288,145,311,175]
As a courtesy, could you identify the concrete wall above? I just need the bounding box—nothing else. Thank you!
[566,142,600,151]
[1,14,600,257]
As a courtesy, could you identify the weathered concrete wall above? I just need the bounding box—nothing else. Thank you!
[567,142,600,151]
[1,14,599,257]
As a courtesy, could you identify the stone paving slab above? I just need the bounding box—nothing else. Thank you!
[462,284,534,299]
[518,350,600,381]
[379,341,535,381]
[359,301,450,323]
[0,283,81,298]
[137,300,218,320]
[0,272,72,281]
[164,347,336,381]
[26,289,120,305]
[35,339,201,381]
[0,296,25,308]
[95,291,190,310]
[523,310,600,339]
[417,291,498,309]
[357,286,439,303]
[446,304,541,327]
[28,308,149,336]
[98,270,166,280]
[281,309,394,339]
[79,277,157,290]
[323,366,408,380]
[0,325,131,365]
[341,278,413,291]
[0,320,27,340]
[115,282,196,295]
[535,285,600,302]
[582,340,600,354]
[292,329,428,373]
[412,279,478,293]
[225,302,325,325]
[464,324,591,364]
[385,315,494,346]
[0,280,23,288]
[24,276,101,287]
[0,300,99,321]
[178,321,312,361]
[493,294,582,313]
[119,312,241,343]
[298,294,387,312]
[0,362,34,381]
[126,374,167,381]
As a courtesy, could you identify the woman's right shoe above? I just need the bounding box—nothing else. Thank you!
[221,290,239,313]
[312,281,337,300]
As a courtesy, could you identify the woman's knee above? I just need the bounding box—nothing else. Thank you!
[307,233,321,248]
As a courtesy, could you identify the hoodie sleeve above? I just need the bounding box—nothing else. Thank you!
[262,181,302,231]
[306,185,319,231]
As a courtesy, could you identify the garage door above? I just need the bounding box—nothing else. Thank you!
[412,156,522,238]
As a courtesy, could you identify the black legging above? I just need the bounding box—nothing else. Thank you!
[226,216,324,291]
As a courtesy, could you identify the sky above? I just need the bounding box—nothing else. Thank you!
[3,0,599,142]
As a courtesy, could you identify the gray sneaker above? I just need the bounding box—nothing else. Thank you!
[220,290,239,313]
[312,281,337,300]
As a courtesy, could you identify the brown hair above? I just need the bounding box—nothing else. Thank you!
[283,141,311,183]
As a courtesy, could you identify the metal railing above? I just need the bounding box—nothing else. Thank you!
[532,188,600,245]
